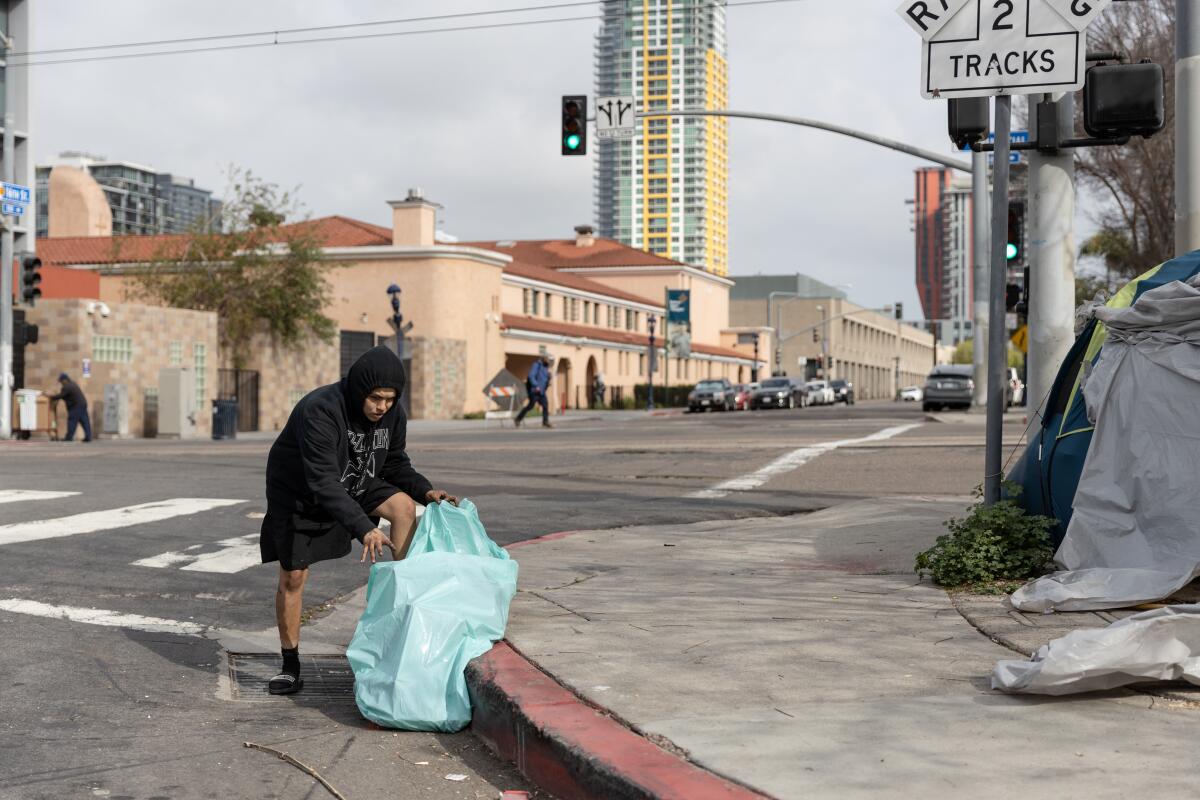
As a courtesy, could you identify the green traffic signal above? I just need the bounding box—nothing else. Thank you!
[1006,243,1018,260]
[564,134,582,151]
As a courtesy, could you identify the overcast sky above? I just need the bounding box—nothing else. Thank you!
[28,0,1098,319]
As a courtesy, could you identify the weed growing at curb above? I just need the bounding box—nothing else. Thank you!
[915,483,1056,589]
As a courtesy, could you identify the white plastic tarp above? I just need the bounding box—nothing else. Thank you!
[993,605,1200,694]
[1011,277,1200,613]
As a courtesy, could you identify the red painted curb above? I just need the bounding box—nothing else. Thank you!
[466,642,771,800]
[504,530,581,550]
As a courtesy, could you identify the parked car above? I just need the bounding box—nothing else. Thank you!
[805,380,836,406]
[1007,368,1025,406]
[830,379,855,405]
[732,383,754,411]
[899,385,924,402]
[751,376,804,410]
[687,379,735,412]
[922,365,973,411]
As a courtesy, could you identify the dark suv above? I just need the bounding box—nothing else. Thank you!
[751,376,804,410]
[830,379,855,405]
[687,379,735,412]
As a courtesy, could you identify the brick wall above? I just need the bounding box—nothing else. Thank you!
[407,336,467,420]
[22,299,219,438]
[233,331,340,432]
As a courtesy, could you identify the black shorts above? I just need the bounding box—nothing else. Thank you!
[260,481,403,571]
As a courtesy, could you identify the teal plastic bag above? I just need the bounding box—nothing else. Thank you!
[346,499,518,731]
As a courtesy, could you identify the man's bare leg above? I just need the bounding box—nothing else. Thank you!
[276,566,309,649]
[373,493,419,561]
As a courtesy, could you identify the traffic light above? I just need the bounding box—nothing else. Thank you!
[1005,283,1021,312]
[894,302,903,321]
[1006,202,1024,264]
[1084,61,1165,139]
[948,97,989,149]
[561,95,587,155]
[812,328,819,343]
[20,253,41,306]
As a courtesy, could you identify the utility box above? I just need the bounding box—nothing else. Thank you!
[14,389,41,431]
[157,368,197,439]
[102,384,130,438]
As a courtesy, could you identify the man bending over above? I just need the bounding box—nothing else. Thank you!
[259,345,457,694]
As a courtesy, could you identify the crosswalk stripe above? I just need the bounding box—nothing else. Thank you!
[0,598,205,636]
[0,498,245,547]
[0,490,81,505]
[133,534,260,574]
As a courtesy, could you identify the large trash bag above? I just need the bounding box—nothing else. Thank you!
[346,499,518,731]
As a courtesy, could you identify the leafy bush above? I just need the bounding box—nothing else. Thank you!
[915,484,1057,587]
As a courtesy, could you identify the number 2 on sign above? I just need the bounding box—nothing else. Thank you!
[993,0,1014,29]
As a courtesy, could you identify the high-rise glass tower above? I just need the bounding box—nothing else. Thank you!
[595,0,729,276]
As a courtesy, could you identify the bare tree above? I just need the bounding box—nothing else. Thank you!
[1076,0,1174,278]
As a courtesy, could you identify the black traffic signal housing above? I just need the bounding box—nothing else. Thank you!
[948,97,989,150]
[894,302,903,321]
[1005,283,1021,312]
[1084,61,1165,139]
[1006,202,1024,266]
[15,320,38,345]
[20,253,42,306]
[561,95,587,156]
[812,328,819,343]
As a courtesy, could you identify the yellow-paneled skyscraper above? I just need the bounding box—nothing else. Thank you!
[595,0,729,276]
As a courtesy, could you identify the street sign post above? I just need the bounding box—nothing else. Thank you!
[896,0,1112,99]
[596,95,636,139]
[898,0,1112,506]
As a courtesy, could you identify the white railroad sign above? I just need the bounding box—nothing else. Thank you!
[896,0,1112,99]
[596,95,636,139]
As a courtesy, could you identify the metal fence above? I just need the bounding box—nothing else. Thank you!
[217,369,260,432]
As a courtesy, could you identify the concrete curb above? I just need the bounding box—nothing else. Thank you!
[466,642,771,800]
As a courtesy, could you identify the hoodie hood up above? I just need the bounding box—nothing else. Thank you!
[342,346,407,424]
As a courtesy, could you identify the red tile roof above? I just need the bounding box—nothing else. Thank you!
[501,314,750,361]
[462,238,685,270]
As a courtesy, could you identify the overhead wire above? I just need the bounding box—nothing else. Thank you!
[9,0,811,68]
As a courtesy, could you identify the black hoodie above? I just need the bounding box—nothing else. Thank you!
[265,346,433,540]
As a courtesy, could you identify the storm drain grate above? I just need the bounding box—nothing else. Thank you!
[228,653,356,704]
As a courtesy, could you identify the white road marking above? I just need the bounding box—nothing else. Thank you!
[0,598,205,636]
[180,534,261,574]
[0,490,80,505]
[685,423,923,499]
[0,498,245,547]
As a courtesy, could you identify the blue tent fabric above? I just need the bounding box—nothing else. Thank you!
[1009,250,1200,545]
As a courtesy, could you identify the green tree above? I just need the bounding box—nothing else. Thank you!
[131,169,335,369]
[951,339,1023,369]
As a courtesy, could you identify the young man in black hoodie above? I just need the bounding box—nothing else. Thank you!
[260,346,457,694]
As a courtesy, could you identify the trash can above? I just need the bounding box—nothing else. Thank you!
[212,399,238,440]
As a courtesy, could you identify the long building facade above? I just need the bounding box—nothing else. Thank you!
[595,0,729,275]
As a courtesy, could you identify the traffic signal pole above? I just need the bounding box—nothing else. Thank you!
[1178,1,1200,254]
[0,34,13,439]
[1026,94,1078,417]
[984,96,1014,507]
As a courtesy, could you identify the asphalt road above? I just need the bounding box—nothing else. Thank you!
[0,401,1024,799]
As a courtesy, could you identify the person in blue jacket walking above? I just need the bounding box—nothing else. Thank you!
[515,355,554,429]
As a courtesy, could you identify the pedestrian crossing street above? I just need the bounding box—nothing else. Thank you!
[0,489,423,574]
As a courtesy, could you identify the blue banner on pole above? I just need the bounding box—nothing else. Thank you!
[666,289,690,324]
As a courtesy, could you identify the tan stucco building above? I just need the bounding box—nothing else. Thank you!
[33,191,761,432]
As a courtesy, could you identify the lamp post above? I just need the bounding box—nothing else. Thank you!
[647,314,657,411]
[387,283,404,355]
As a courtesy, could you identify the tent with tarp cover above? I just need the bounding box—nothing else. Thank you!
[1007,249,1200,547]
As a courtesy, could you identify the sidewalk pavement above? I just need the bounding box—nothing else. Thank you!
[464,497,1200,799]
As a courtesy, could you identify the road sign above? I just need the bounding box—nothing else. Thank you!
[1011,324,1029,353]
[960,130,1029,163]
[596,95,636,139]
[2,182,30,203]
[2,202,24,216]
[896,0,1113,99]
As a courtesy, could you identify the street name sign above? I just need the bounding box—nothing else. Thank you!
[596,95,636,139]
[2,182,31,204]
[896,0,1113,99]
[960,130,1030,163]
[2,202,24,216]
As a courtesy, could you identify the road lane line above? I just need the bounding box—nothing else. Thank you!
[180,534,261,574]
[0,498,245,547]
[685,423,922,499]
[0,598,205,636]
[0,490,80,505]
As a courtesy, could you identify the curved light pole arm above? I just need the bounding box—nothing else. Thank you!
[639,109,971,172]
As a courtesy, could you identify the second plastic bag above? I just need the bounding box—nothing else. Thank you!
[346,499,518,731]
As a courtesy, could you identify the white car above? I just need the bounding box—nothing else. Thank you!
[805,380,836,405]
[899,385,924,402]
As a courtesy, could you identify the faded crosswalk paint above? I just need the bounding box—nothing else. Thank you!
[0,490,81,505]
[0,498,245,546]
[0,598,205,636]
